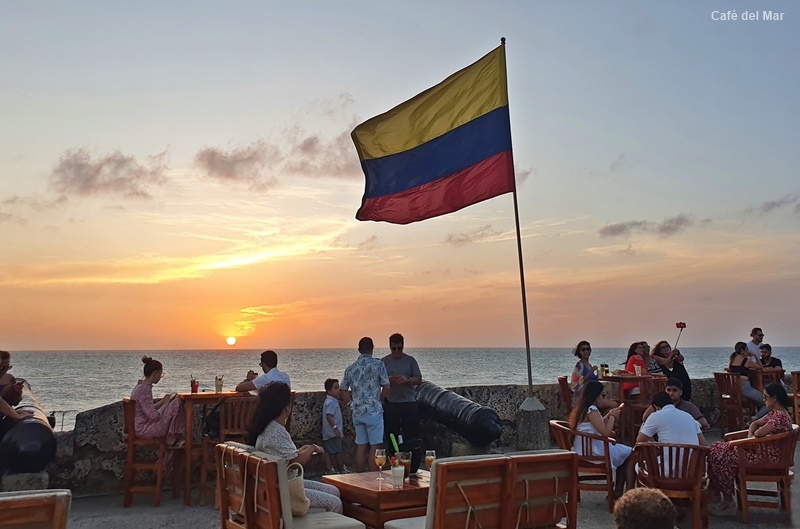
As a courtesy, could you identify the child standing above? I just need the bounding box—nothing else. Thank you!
[322,378,345,474]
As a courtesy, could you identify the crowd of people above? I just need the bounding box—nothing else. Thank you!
[566,325,792,518]
[128,333,423,514]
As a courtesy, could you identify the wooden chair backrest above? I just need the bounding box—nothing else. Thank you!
[760,369,786,387]
[635,442,709,491]
[432,457,510,529]
[507,451,578,529]
[548,420,574,451]
[216,443,249,529]
[731,424,799,474]
[219,396,260,442]
[243,454,283,529]
[714,372,742,400]
[793,372,800,424]
[644,377,667,399]
[0,490,71,529]
[557,377,573,416]
[122,397,137,440]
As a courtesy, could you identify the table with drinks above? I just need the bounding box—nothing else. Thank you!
[321,450,436,528]
[177,375,243,506]
[599,368,652,443]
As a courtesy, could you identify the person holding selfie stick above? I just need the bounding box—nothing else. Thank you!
[130,356,185,447]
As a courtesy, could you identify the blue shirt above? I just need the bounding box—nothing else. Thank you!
[341,354,389,418]
[321,395,343,441]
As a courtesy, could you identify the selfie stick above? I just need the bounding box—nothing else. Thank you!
[674,327,684,349]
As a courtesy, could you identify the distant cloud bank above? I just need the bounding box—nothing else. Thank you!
[598,213,693,238]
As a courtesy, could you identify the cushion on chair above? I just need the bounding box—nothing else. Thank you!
[384,516,426,529]
[294,511,366,529]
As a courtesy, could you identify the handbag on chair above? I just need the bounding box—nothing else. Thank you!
[287,462,310,516]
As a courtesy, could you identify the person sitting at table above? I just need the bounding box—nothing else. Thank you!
[245,381,342,513]
[569,380,635,497]
[707,382,792,516]
[129,356,185,447]
[622,341,650,397]
[727,341,766,417]
[0,351,33,430]
[651,340,693,401]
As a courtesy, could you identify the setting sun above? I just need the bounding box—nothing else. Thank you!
[226,336,237,346]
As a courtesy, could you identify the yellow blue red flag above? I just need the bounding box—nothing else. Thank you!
[352,43,515,224]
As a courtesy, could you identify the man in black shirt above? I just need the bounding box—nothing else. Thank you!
[760,343,782,368]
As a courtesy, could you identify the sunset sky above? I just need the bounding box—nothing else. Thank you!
[2,1,798,350]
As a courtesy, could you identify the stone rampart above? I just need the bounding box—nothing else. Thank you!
[41,378,721,496]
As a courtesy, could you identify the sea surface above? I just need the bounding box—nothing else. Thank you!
[8,347,798,431]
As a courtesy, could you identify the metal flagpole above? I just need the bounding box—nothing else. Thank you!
[501,37,533,398]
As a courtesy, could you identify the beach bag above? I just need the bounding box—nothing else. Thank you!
[287,462,310,516]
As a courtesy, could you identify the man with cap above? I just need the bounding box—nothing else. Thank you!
[340,337,390,472]
[641,378,709,430]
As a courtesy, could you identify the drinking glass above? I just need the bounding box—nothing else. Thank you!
[425,450,436,470]
[374,448,387,480]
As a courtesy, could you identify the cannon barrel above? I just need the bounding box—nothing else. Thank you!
[0,379,57,473]
[416,381,502,447]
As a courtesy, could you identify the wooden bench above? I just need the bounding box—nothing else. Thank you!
[384,450,577,529]
[216,441,365,529]
[0,489,71,529]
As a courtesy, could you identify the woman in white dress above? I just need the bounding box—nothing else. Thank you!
[569,380,635,496]
[245,382,342,513]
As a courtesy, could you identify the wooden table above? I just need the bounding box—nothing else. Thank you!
[322,470,430,528]
[177,390,248,506]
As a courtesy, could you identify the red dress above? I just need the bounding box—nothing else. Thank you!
[708,410,792,497]
[622,355,647,394]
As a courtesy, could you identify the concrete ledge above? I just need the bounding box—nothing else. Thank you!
[1,471,49,491]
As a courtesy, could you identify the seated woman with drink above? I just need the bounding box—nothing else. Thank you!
[622,341,651,397]
[245,382,342,513]
[569,380,635,497]
[129,356,184,447]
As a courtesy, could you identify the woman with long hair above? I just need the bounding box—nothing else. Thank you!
[246,382,342,513]
[129,356,184,446]
[570,340,598,396]
[0,350,32,424]
[708,383,792,516]
[622,341,650,396]
[728,341,765,414]
[651,340,693,401]
[569,380,635,496]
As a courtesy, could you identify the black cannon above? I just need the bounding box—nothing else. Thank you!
[416,381,502,447]
[0,379,57,473]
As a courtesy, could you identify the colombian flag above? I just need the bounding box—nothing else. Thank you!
[352,43,515,225]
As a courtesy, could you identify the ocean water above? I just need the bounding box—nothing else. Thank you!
[8,347,798,431]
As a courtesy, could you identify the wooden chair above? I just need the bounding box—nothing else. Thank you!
[627,377,667,441]
[791,372,800,425]
[0,489,71,529]
[200,396,259,505]
[754,369,785,391]
[557,376,573,417]
[635,442,710,529]
[384,456,510,529]
[724,424,800,524]
[216,442,250,529]
[507,451,578,529]
[122,397,182,507]
[549,420,616,513]
[243,453,284,529]
[713,372,755,434]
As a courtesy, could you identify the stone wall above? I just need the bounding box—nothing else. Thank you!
[43,378,723,497]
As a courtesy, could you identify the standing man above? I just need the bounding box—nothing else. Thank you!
[382,333,423,466]
[340,337,389,472]
[746,327,765,364]
[235,350,291,392]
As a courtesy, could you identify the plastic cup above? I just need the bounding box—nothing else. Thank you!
[215,379,223,392]
[191,381,199,393]
[634,365,642,376]
[396,452,411,479]
[391,465,404,489]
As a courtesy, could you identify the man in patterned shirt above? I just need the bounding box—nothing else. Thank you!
[341,337,390,472]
